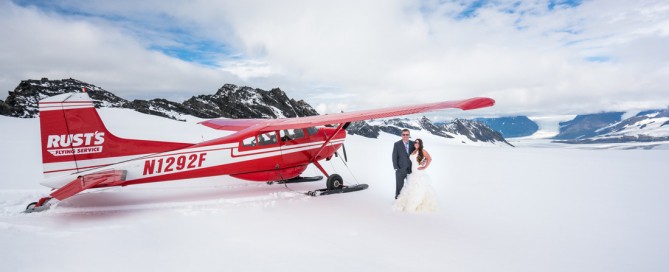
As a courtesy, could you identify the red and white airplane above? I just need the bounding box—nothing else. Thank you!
[26,91,494,212]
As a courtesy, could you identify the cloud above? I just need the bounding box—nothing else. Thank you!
[2,0,669,117]
[0,1,240,100]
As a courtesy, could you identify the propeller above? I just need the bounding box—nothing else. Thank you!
[341,143,348,162]
[338,122,350,162]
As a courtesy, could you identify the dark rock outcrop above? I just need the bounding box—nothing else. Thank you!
[345,121,380,138]
[1,79,319,121]
[345,116,511,146]
[2,78,127,118]
[442,119,514,146]
[182,84,319,119]
[552,108,669,144]
[419,116,452,138]
[553,112,624,140]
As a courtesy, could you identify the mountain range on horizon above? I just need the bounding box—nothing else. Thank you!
[1,78,667,145]
[0,78,512,146]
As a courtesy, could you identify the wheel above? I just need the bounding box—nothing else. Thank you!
[326,174,343,190]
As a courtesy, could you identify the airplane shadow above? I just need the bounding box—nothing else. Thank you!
[50,180,320,219]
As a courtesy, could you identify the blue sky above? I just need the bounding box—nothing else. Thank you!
[2,0,668,117]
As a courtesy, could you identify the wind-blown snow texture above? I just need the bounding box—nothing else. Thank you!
[1,110,668,272]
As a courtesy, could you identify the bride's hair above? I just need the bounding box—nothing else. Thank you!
[415,138,424,164]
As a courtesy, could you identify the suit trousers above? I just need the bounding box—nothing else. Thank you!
[395,168,408,198]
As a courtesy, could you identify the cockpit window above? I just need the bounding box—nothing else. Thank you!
[280,129,305,141]
[307,127,319,136]
[242,136,256,147]
[258,131,278,146]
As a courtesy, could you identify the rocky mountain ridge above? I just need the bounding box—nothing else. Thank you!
[1,78,510,146]
[466,110,669,144]
[348,117,513,147]
[0,78,319,120]
[553,109,669,144]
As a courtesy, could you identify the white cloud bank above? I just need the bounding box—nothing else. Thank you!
[1,0,668,116]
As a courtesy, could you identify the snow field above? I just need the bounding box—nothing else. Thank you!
[0,109,668,272]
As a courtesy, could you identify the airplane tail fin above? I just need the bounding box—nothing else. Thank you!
[39,92,191,179]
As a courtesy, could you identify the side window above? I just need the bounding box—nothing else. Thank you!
[242,136,257,147]
[280,129,305,141]
[290,128,305,139]
[307,127,319,136]
[258,131,277,146]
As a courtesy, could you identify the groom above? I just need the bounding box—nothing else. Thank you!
[392,129,415,199]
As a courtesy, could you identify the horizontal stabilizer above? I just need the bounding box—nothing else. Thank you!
[50,170,127,201]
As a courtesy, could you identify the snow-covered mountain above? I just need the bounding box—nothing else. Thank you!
[2,78,510,145]
[554,109,669,144]
[442,119,514,146]
[553,112,626,140]
[467,111,669,144]
[0,78,319,121]
[348,117,513,147]
[0,78,126,118]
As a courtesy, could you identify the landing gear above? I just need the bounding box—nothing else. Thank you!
[326,174,343,190]
[306,184,369,196]
[306,161,368,196]
[24,197,53,213]
[279,176,324,184]
[267,176,323,185]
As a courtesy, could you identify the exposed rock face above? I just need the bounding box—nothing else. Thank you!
[0,100,10,115]
[181,84,319,119]
[1,79,319,121]
[2,78,127,118]
[346,117,512,146]
[553,112,625,140]
[418,116,452,138]
[1,78,521,147]
[442,119,513,146]
[553,108,669,144]
[345,121,380,138]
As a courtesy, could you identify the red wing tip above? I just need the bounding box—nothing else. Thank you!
[458,97,495,110]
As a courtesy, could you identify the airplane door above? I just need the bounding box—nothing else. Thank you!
[232,131,283,181]
[279,128,310,168]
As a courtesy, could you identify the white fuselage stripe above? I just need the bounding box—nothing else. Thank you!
[41,139,346,188]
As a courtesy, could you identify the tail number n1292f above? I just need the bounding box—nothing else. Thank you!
[143,153,207,176]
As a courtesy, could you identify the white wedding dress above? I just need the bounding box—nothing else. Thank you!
[393,153,438,212]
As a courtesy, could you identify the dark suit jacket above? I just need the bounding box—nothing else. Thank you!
[392,140,415,174]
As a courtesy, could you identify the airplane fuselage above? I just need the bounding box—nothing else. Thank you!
[42,126,346,189]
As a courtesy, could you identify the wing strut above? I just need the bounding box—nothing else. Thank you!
[310,123,346,177]
[312,123,345,163]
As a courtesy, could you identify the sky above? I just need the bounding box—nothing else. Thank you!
[1,0,668,118]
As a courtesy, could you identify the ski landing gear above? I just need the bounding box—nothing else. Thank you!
[24,197,53,213]
[267,176,324,185]
[305,163,369,197]
[306,183,369,196]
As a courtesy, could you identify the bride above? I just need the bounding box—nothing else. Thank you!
[393,138,438,212]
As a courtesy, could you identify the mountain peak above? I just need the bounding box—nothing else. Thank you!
[442,119,513,146]
[348,117,513,146]
[2,78,127,118]
[1,78,319,121]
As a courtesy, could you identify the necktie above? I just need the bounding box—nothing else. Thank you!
[404,142,409,154]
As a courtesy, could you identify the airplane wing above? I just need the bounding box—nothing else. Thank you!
[199,97,494,132]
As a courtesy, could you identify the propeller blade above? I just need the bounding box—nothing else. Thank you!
[342,144,348,162]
